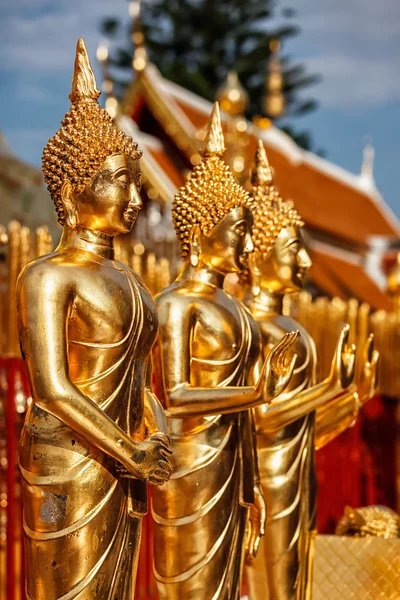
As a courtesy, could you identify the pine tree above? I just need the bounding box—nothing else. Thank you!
[101,1,321,151]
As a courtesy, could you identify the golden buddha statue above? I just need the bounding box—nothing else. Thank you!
[243,141,378,600]
[16,38,172,600]
[336,505,400,538]
[151,103,299,600]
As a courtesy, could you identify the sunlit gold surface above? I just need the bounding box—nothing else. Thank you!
[313,535,400,599]
[16,38,171,599]
[336,505,400,539]
[243,142,376,600]
[151,104,298,599]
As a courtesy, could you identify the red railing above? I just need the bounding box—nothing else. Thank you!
[0,357,29,600]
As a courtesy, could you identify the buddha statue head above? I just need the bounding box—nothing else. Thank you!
[172,102,254,275]
[42,38,143,237]
[248,140,311,294]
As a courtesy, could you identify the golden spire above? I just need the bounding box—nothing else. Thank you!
[96,39,119,119]
[69,38,100,104]
[201,102,226,157]
[130,0,148,72]
[217,71,249,117]
[263,39,285,119]
[251,139,273,187]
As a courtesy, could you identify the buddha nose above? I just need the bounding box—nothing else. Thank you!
[244,231,254,254]
[298,247,312,270]
[129,183,143,209]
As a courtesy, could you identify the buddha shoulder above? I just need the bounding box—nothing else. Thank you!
[17,253,76,298]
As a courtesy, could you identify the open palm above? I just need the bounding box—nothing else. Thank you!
[263,331,300,400]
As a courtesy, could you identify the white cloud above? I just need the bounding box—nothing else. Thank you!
[304,55,400,109]
[0,0,130,71]
[281,0,400,109]
[1,0,399,113]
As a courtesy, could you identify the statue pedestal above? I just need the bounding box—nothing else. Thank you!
[313,535,400,599]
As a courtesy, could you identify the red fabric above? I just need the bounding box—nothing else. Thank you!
[5,358,17,600]
[1,357,29,600]
[316,395,398,533]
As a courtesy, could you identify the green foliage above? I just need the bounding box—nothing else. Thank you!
[101,1,321,151]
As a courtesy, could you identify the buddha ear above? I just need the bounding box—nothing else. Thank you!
[189,225,202,267]
[61,180,78,229]
[248,253,261,296]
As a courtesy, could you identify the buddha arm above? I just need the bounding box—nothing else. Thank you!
[155,299,294,419]
[314,386,360,449]
[258,377,341,432]
[17,264,147,472]
[143,360,169,436]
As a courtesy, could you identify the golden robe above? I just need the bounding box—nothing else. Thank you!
[19,264,157,600]
[153,300,257,600]
[247,323,317,600]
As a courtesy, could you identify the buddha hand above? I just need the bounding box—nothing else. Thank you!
[260,331,300,400]
[116,432,173,485]
[358,334,379,403]
[245,484,266,562]
[329,324,356,390]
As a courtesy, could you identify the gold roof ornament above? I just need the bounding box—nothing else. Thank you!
[130,0,148,72]
[217,71,249,117]
[96,40,119,119]
[263,39,285,119]
[201,101,226,157]
[42,38,141,225]
[250,140,303,260]
[173,101,252,257]
[251,139,273,187]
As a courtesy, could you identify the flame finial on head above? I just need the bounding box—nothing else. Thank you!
[250,139,304,260]
[201,102,226,157]
[251,139,273,187]
[42,37,141,226]
[69,38,101,104]
[173,102,252,258]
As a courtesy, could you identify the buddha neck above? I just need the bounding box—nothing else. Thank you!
[178,261,225,290]
[57,226,114,260]
[249,286,283,317]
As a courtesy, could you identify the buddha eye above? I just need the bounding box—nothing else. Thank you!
[135,174,142,191]
[115,173,129,188]
[235,223,246,236]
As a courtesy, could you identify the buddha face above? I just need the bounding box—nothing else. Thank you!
[63,153,143,235]
[193,206,254,274]
[254,225,311,293]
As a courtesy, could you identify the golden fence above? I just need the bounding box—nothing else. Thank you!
[284,291,400,398]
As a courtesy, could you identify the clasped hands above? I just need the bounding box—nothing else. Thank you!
[116,432,173,486]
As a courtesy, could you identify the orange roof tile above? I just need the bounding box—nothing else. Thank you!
[147,147,185,189]
[310,249,391,310]
[172,96,399,246]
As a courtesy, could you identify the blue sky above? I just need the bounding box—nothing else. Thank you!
[1,0,400,213]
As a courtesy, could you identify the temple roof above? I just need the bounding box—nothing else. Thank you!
[118,64,400,308]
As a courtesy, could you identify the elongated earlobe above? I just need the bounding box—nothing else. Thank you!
[248,253,261,296]
[61,180,78,229]
[189,225,201,267]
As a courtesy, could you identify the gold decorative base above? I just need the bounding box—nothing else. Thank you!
[313,535,400,599]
